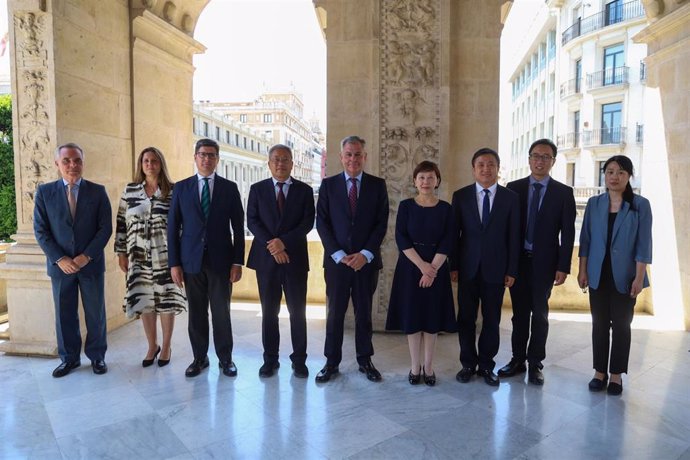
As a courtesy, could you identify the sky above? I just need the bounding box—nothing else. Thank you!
[192,0,327,128]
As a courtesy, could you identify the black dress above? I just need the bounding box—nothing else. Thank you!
[386,198,458,334]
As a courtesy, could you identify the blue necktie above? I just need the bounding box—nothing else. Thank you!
[201,178,210,219]
[482,189,490,229]
[526,183,543,245]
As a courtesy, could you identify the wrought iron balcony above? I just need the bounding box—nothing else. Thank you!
[560,78,582,99]
[562,0,644,45]
[583,127,627,146]
[587,66,629,89]
[556,132,581,149]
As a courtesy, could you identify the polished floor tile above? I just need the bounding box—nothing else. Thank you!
[1,303,689,459]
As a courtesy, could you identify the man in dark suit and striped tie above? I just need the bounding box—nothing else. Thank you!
[246,144,315,378]
[168,138,245,378]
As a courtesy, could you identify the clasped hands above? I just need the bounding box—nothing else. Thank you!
[340,252,367,271]
[267,238,290,264]
[57,254,90,274]
[418,262,438,288]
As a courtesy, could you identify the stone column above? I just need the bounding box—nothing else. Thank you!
[315,0,503,329]
[635,0,690,330]
[0,0,206,356]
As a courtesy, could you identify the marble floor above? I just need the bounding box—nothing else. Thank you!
[1,303,689,460]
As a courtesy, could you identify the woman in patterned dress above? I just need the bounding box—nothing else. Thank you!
[115,147,186,367]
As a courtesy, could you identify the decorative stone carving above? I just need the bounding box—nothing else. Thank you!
[13,13,53,224]
[641,0,663,18]
[379,0,441,315]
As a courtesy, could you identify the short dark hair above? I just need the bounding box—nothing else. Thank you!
[195,138,219,155]
[471,147,500,167]
[340,135,366,150]
[268,144,293,160]
[55,142,84,159]
[603,155,635,209]
[413,160,442,188]
[529,138,558,158]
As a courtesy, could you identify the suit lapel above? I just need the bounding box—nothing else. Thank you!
[191,176,203,218]
[467,186,482,229]
[56,180,73,224]
[612,199,630,243]
[267,179,281,228]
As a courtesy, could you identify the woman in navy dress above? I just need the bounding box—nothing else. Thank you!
[386,161,457,386]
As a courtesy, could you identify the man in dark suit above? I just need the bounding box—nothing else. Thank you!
[168,138,245,378]
[315,135,389,382]
[34,143,113,377]
[247,144,315,379]
[498,139,576,385]
[451,147,520,386]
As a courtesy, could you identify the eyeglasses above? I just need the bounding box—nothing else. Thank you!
[529,154,554,162]
[270,157,292,164]
[196,152,218,159]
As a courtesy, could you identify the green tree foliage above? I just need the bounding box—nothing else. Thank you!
[0,94,16,241]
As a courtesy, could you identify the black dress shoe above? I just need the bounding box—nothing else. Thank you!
[92,360,108,375]
[497,359,527,377]
[52,360,81,378]
[292,362,309,378]
[219,360,238,377]
[423,370,436,387]
[315,364,339,382]
[259,361,280,378]
[358,360,382,382]
[142,346,161,368]
[478,369,500,386]
[588,376,608,392]
[456,367,476,383]
[528,364,544,385]
[158,348,171,367]
[185,357,210,377]
[408,370,421,385]
[607,381,623,395]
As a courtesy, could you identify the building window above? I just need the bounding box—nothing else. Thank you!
[226,130,230,144]
[573,111,580,147]
[603,43,625,85]
[597,161,606,187]
[257,142,261,152]
[239,114,247,123]
[235,133,239,146]
[243,137,247,149]
[193,118,197,134]
[605,0,623,26]
[601,102,622,144]
[566,163,576,187]
[215,126,220,140]
[251,140,255,151]
[575,59,582,92]
[263,114,272,123]
[203,122,209,137]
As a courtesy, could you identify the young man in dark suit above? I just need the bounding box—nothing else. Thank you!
[34,143,113,377]
[168,138,245,378]
[498,139,576,385]
[246,144,315,378]
[315,135,389,383]
[451,147,520,386]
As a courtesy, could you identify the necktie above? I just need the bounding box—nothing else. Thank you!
[67,184,76,219]
[481,189,490,229]
[201,178,210,219]
[277,182,286,215]
[526,182,544,245]
[348,177,358,216]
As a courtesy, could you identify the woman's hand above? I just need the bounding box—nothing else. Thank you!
[117,254,129,273]
[419,274,434,288]
[577,271,588,291]
[418,261,437,279]
[630,277,644,298]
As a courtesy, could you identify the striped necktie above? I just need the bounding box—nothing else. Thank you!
[201,178,210,219]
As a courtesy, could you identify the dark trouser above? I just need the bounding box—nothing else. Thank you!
[184,256,233,363]
[51,271,107,363]
[509,255,552,365]
[457,275,505,371]
[323,263,378,366]
[589,270,636,374]
[256,265,308,365]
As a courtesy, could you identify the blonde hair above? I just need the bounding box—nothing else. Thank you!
[134,147,173,197]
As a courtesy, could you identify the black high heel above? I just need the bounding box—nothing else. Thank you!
[158,348,172,367]
[423,368,436,386]
[142,346,161,368]
[408,369,421,385]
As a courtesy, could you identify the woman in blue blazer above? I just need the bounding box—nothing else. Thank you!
[578,155,652,395]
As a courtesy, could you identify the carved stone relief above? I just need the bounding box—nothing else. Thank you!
[13,12,52,223]
[378,0,441,315]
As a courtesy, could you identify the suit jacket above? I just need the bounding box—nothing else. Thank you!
[579,193,652,294]
[167,173,245,274]
[507,176,576,284]
[316,172,389,269]
[246,177,315,272]
[450,183,520,284]
[33,179,113,278]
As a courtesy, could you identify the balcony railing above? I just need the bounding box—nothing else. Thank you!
[583,127,627,146]
[557,132,581,149]
[562,0,644,45]
[560,78,582,99]
[587,66,629,89]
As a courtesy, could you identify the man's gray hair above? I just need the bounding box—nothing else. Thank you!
[268,144,293,160]
[55,142,84,159]
[340,135,366,150]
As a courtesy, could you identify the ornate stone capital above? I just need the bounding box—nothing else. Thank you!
[132,0,208,35]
